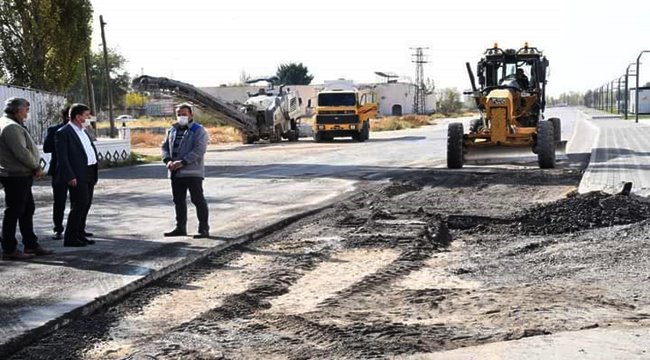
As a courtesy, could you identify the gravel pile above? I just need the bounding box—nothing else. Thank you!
[512,191,650,235]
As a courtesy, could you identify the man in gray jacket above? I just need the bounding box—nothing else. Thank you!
[161,103,210,238]
[0,97,53,260]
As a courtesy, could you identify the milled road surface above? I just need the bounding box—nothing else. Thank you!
[9,165,650,359]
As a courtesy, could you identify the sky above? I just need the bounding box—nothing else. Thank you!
[90,0,650,97]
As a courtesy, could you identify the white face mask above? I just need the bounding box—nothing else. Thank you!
[177,116,189,126]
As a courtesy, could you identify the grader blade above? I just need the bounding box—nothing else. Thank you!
[464,140,567,165]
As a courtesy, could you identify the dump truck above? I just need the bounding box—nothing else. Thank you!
[131,75,302,144]
[311,80,377,142]
[448,43,563,168]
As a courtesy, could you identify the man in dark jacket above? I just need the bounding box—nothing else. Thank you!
[161,103,210,238]
[55,103,98,247]
[43,106,70,240]
[0,97,53,260]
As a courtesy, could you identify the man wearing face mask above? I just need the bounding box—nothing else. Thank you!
[55,103,99,247]
[0,97,53,260]
[161,103,210,238]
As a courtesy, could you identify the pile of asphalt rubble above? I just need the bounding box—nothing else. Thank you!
[511,191,650,235]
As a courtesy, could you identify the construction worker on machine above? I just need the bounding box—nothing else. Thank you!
[515,68,529,89]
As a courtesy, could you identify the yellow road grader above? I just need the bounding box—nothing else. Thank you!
[447,43,562,169]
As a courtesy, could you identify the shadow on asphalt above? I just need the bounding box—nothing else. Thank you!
[0,240,202,277]
[93,162,585,187]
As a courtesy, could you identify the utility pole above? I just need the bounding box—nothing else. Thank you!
[83,55,97,137]
[100,15,115,138]
[410,47,429,115]
[83,55,96,114]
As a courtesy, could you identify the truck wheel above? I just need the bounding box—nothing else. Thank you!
[290,129,299,141]
[314,131,323,143]
[537,120,556,169]
[355,128,365,142]
[363,121,370,140]
[548,117,561,144]
[447,123,464,169]
[242,134,256,144]
[270,126,282,143]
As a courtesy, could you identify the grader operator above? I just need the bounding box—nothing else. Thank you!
[447,43,562,169]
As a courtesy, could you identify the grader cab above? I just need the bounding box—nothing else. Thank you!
[447,43,562,169]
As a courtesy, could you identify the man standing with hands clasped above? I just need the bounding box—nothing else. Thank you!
[0,97,53,260]
[55,103,98,247]
[161,103,210,239]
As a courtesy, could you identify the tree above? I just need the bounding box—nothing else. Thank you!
[583,90,594,108]
[67,48,131,111]
[125,92,147,108]
[436,88,463,115]
[275,62,314,85]
[0,0,93,92]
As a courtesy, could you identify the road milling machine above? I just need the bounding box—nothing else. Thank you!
[447,43,564,169]
[131,75,302,144]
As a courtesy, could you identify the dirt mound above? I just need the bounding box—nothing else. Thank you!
[512,192,650,235]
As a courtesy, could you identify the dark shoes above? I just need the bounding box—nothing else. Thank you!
[2,250,35,261]
[164,228,187,237]
[79,237,96,245]
[52,232,63,240]
[64,238,87,247]
[193,231,210,239]
[24,246,54,256]
[83,231,94,237]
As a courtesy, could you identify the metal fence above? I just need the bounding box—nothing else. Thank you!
[0,83,66,144]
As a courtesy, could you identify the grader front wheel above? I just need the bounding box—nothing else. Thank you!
[447,122,464,169]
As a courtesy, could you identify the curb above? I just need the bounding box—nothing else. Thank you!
[0,204,331,358]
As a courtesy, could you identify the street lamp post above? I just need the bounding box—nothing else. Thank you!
[617,75,625,114]
[609,79,616,113]
[635,50,650,123]
[603,81,609,111]
[625,62,636,119]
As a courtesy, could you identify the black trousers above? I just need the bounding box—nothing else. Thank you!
[52,180,68,233]
[64,166,96,241]
[171,177,209,232]
[1,176,38,253]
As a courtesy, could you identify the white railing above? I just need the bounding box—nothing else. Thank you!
[39,137,131,173]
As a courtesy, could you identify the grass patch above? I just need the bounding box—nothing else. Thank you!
[371,115,435,131]
[206,126,242,143]
[131,132,165,148]
[130,125,242,149]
